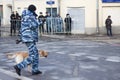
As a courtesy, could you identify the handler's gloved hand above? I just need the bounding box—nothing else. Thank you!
[16,39,22,44]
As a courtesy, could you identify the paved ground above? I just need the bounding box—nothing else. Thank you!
[0,35,120,80]
[1,24,120,80]
[0,24,120,80]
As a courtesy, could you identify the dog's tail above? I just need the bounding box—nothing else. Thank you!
[6,53,17,59]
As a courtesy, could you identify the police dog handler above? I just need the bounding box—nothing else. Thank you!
[14,4,42,76]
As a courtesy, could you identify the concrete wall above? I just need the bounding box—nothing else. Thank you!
[1,0,120,34]
[0,0,12,25]
[99,0,120,34]
[60,0,97,34]
[14,0,59,16]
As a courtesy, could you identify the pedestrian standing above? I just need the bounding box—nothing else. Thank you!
[46,13,52,33]
[44,12,49,33]
[17,15,21,31]
[15,11,20,31]
[0,16,1,26]
[14,4,42,76]
[38,12,45,34]
[44,12,49,20]
[0,16,1,36]
[55,14,63,32]
[10,11,16,36]
[105,15,112,36]
[64,14,72,34]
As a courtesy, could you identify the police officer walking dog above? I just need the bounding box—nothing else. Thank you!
[14,4,42,76]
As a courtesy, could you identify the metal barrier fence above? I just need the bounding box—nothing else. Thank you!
[0,20,21,36]
[0,26,11,36]
[38,17,72,35]
[9,17,72,36]
[9,19,21,36]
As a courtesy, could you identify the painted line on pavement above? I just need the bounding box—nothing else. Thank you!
[0,68,33,80]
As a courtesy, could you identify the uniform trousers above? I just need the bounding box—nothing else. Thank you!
[17,42,39,72]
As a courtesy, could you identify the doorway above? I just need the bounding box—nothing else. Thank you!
[67,7,85,34]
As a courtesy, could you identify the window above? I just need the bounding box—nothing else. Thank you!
[46,8,57,17]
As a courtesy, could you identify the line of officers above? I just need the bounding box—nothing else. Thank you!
[10,11,72,36]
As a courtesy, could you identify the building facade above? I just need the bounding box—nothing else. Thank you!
[1,0,120,35]
[0,0,12,25]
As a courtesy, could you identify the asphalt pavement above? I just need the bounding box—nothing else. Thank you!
[0,35,120,80]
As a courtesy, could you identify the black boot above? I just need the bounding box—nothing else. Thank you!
[14,65,21,76]
[32,71,42,75]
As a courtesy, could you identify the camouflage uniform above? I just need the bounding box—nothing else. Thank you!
[16,9,40,73]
